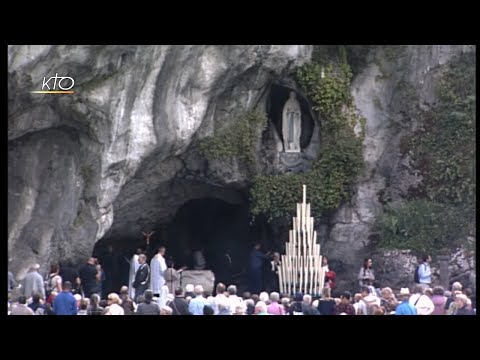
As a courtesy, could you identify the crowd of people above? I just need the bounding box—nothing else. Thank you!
[7,247,476,315]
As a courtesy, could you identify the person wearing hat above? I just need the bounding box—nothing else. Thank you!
[394,288,417,315]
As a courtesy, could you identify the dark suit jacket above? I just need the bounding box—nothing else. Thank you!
[134,263,150,288]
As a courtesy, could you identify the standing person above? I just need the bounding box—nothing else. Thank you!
[136,290,160,315]
[150,247,167,297]
[431,286,447,315]
[358,258,375,288]
[266,252,281,293]
[395,288,417,315]
[170,287,191,315]
[248,242,270,294]
[45,264,63,298]
[95,262,106,299]
[23,264,45,300]
[98,245,117,295]
[59,261,81,295]
[164,259,183,294]
[409,284,434,315]
[119,286,135,315]
[79,258,99,299]
[322,256,336,290]
[128,248,142,300]
[133,254,150,303]
[188,285,209,315]
[53,281,77,315]
[418,255,432,290]
[104,293,124,315]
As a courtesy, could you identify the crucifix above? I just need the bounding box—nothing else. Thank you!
[142,231,155,246]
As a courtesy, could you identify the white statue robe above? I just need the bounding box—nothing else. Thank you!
[150,254,167,294]
[128,254,140,299]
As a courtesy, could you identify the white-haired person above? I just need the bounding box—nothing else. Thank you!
[259,291,270,304]
[233,304,246,315]
[453,294,474,315]
[188,285,208,315]
[226,285,242,313]
[23,264,45,300]
[267,292,284,315]
[304,294,321,315]
[254,301,269,315]
[185,284,195,301]
[444,281,462,312]
[409,284,434,315]
[104,293,124,315]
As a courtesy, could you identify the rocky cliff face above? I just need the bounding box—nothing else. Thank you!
[8,45,475,291]
[8,45,312,278]
[321,45,476,291]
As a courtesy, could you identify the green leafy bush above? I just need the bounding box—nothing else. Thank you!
[376,51,476,253]
[198,110,267,164]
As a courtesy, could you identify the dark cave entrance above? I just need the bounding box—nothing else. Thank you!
[93,196,278,294]
[267,84,315,150]
[167,198,250,287]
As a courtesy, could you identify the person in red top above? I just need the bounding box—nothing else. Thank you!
[322,256,336,290]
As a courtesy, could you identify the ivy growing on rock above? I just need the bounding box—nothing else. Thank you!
[375,51,476,255]
[198,110,267,165]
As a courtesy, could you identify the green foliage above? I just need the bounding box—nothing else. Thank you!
[251,47,364,221]
[198,110,267,164]
[374,200,471,255]
[409,51,475,206]
[376,51,476,253]
[296,62,352,118]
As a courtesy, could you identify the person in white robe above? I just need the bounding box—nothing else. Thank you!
[150,246,167,296]
[128,249,142,299]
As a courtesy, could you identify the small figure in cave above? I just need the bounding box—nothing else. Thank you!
[192,249,206,270]
[213,250,233,290]
[142,231,155,257]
